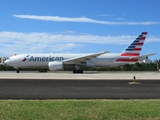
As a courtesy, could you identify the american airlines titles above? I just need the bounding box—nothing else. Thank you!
[29,56,64,62]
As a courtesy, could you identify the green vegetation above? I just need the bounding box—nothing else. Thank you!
[0,65,14,71]
[83,60,160,71]
[85,62,157,71]
[0,100,160,120]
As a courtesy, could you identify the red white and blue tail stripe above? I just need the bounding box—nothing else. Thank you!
[116,32,147,62]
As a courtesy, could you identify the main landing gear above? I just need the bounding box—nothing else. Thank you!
[73,64,83,74]
[73,69,83,74]
[14,67,20,73]
[16,69,20,73]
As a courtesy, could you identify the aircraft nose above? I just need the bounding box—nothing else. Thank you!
[4,59,12,65]
[4,59,9,64]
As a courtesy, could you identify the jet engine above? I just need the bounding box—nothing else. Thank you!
[139,57,152,64]
[142,57,152,64]
[48,61,63,71]
[86,61,96,67]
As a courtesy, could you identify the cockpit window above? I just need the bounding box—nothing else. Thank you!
[10,54,17,57]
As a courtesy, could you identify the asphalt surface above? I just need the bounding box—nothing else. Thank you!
[0,79,160,99]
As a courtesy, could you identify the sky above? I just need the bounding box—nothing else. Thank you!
[0,0,160,60]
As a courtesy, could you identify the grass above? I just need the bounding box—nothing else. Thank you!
[0,100,160,120]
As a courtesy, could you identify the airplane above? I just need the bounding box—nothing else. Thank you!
[4,32,155,73]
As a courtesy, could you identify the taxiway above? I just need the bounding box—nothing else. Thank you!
[0,71,160,80]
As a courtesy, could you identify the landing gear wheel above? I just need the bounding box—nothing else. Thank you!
[73,69,83,74]
[16,69,20,73]
[77,69,83,73]
[73,70,76,74]
[81,69,84,73]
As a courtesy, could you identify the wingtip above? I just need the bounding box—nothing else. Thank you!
[151,53,157,55]
[104,50,111,53]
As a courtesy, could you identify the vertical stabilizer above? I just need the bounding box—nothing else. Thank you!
[116,32,148,62]
[121,32,147,57]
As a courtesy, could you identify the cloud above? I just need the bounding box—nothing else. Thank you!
[13,14,160,25]
[116,18,126,20]
[47,43,79,52]
[0,31,160,56]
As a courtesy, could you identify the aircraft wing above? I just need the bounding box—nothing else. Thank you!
[63,51,110,64]
[130,53,156,61]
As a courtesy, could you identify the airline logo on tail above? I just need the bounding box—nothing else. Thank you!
[116,32,147,62]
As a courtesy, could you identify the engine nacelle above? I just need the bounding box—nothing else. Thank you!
[139,57,152,64]
[142,58,152,64]
[86,61,96,67]
[48,61,63,71]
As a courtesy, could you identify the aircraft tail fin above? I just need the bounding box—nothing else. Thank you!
[121,32,148,57]
[116,32,148,63]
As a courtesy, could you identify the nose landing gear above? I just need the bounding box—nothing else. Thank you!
[16,69,20,73]
[14,67,20,73]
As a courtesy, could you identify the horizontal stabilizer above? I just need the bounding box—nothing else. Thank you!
[130,53,156,61]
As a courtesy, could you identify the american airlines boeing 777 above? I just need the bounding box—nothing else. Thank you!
[4,32,155,73]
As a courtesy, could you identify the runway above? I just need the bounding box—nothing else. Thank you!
[0,79,160,99]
